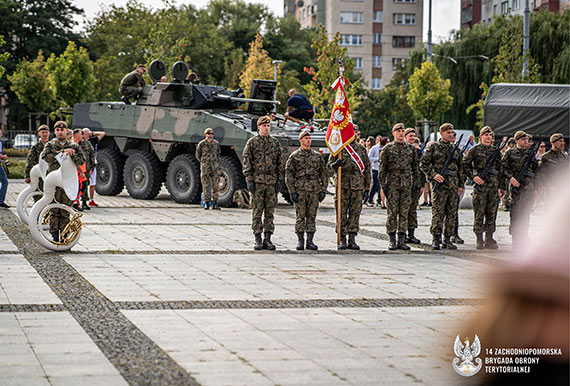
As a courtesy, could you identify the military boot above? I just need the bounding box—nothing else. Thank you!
[485,232,499,250]
[120,96,130,104]
[388,233,397,251]
[212,201,221,210]
[51,231,61,243]
[443,236,457,250]
[451,227,464,244]
[397,233,411,251]
[263,231,276,250]
[296,232,305,250]
[406,228,421,244]
[254,233,263,250]
[476,233,485,250]
[338,235,348,250]
[431,235,441,250]
[348,233,360,250]
[204,201,210,210]
[305,232,318,250]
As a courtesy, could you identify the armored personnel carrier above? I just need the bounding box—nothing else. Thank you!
[72,60,329,206]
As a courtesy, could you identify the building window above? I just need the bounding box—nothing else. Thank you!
[393,0,416,2]
[392,36,415,48]
[353,57,363,69]
[302,8,306,19]
[372,78,382,90]
[373,11,383,22]
[392,58,405,70]
[340,11,363,23]
[340,34,363,46]
[372,56,382,68]
[513,0,520,9]
[373,33,382,44]
[500,1,508,13]
[393,13,416,25]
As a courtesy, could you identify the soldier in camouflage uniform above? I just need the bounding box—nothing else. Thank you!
[41,121,85,243]
[450,132,465,245]
[462,126,502,249]
[539,133,568,194]
[119,64,146,104]
[379,123,419,250]
[78,131,96,210]
[196,127,221,210]
[24,125,51,193]
[420,123,464,250]
[242,115,284,250]
[404,128,424,245]
[285,130,327,251]
[328,126,371,250]
[500,130,539,248]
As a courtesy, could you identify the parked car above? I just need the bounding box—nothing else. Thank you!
[13,134,38,150]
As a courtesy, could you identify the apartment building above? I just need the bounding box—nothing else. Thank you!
[289,0,423,90]
[462,0,568,28]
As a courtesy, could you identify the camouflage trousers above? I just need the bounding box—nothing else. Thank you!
[430,186,459,237]
[385,185,411,234]
[334,188,362,236]
[251,183,277,234]
[201,168,219,202]
[509,189,534,241]
[472,185,499,233]
[49,187,72,233]
[119,86,140,100]
[294,190,319,233]
[407,187,423,230]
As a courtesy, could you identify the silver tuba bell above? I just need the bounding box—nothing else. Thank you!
[28,153,83,251]
[16,158,48,223]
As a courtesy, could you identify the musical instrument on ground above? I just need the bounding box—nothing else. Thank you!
[16,159,48,223]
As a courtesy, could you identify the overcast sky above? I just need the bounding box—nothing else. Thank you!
[72,0,459,42]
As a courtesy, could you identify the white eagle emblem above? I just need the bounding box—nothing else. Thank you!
[452,335,482,377]
[332,110,345,123]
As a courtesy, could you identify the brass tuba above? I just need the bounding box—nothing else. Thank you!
[16,158,48,223]
[28,153,83,251]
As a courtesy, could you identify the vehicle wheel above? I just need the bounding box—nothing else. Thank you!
[124,151,164,199]
[217,156,246,207]
[281,192,293,205]
[96,148,125,196]
[165,154,201,204]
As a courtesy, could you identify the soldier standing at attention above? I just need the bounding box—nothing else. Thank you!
[539,133,568,187]
[449,131,465,245]
[379,123,418,250]
[41,121,85,243]
[403,127,424,245]
[196,127,221,210]
[119,64,146,104]
[420,123,464,250]
[328,126,371,250]
[243,115,284,250]
[24,125,51,186]
[285,130,327,251]
[500,130,539,248]
[461,126,502,249]
[78,130,96,211]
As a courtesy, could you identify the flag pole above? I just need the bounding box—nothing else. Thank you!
[336,60,344,247]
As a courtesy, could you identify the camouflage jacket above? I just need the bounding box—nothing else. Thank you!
[119,70,145,90]
[378,141,419,188]
[499,147,539,193]
[80,140,96,173]
[328,142,371,191]
[285,148,327,194]
[420,140,463,189]
[196,139,220,170]
[537,149,568,188]
[242,135,283,184]
[41,139,85,173]
[461,144,502,188]
[25,141,48,178]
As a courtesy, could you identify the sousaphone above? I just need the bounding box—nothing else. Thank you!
[16,158,48,223]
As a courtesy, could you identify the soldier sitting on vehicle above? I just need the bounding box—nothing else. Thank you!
[119,64,146,104]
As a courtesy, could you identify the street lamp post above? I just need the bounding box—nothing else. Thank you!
[271,60,282,101]
[427,0,432,62]
[522,0,530,80]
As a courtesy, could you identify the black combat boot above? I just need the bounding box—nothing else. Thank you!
[254,233,263,250]
[406,228,421,244]
[296,232,305,250]
[451,227,464,244]
[338,235,348,250]
[348,233,360,250]
[443,236,457,250]
[388,233,397,251]
[51,231,61,243]
[204,203,209,210]
[212,201,221,210]
[121,96,130,104]
[263,231,276,250]
[305,232,318,250]
[431,235,441,250]
[397,233,411,251]
[476,233,485,250]
[485,232,498,250]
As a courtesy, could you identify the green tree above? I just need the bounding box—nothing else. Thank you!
[46,41,95,107]
[239,33,275,99]
[465,82,489,133]
[222,48,245,89]
[407,61,453,130]
[0,35,9,79]
[7,50,55,112]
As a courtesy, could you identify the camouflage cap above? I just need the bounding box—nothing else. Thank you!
[439,123,454,133]
[54,121,68,129]
[550,133,564,143]
[514,130,528,140]
[404,128,416,136]
[480,126,493,136]
[392,123,405,132]
[257,116,270,126]
[299,130,311,140]
[37,124,49,133]
[204,127,213,135]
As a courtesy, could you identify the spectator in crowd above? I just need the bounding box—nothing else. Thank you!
[83,128,106,207]
[536,141,546,161]
[365,136,374,152]
[367,136,381,207]
[0,128,9,208]
[464,134,476,154]
[284,89,314,125]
